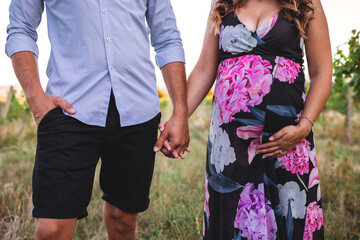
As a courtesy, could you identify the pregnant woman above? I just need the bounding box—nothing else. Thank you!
[186,0,332,239]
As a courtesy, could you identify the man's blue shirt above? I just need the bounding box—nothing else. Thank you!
[6,0,185,127]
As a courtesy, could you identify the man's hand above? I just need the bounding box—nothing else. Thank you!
[28,93,76,125]
[10,51,76,125]
[153,115,190,159]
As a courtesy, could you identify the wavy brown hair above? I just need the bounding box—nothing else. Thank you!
[210,0,314,38]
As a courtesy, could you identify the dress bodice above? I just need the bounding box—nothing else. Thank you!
[218,10,304,65]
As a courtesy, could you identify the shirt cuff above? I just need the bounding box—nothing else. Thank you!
[5,34,39,58]
[155,45,185,69]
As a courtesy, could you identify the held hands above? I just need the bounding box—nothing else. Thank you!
[255,121,310,159]
[153,115,190,159]
[28,93,76,125]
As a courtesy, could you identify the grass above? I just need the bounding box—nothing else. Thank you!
[0,103,359,239]
[314,111,360,239]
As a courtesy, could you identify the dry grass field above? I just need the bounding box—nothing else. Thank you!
[0,102,359,239]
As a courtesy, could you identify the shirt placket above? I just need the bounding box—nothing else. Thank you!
[98,0,116,79]
[98,0,126,124]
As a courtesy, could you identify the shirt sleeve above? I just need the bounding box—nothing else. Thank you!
[5,0,45,58]
[146,0,185,69]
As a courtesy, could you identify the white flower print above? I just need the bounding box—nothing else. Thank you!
[221,24,258,54]
[209,103,220,143]
[277,181,307,219]
[300,37,305,51]
[209,103,237,173]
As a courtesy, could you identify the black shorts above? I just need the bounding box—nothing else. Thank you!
[32,93,161,219]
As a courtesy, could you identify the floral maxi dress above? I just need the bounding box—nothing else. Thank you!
[203,11,324,240]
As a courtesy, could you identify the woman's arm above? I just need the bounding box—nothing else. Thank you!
[301,0,333,127]
[187,21,219,117]
[256,0,332,158]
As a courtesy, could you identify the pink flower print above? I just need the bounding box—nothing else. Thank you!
[234,183,278,240]
[278,139,311,175]
[214,55,273,124]
[303,202,324,239]
[275,56,301,83]
[308,148,321,201]
[203,218,205,237]
[204,177,210,218]
[237,125,263,164]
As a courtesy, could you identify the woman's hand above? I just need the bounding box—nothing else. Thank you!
[255,121,310,158]
[156,120,191,159]
[256,0,332,160]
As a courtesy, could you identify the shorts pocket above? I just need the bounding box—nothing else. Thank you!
[37,107,61,128]
[153,112,161,124]
[147,112,161,129]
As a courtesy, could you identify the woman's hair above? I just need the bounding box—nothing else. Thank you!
[209,0,314,38]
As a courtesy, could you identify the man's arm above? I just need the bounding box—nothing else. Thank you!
[154,62,189,158]
[11,52,75,125]
[146,0,185,69]
[6,0,74,125]
[146,0,189,158]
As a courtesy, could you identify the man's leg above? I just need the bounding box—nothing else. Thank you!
[103,202,138,240]
[35,218,77,240]
[33,108,103,238]
[99,93,161,239]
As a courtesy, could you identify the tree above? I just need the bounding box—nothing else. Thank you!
[0,86,13,121]
[0,87,30,143]
[6,89,28,121]
[333,30,360,96]
[333,29,360,143]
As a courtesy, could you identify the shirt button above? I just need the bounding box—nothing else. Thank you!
[106,37,111,42]
[110,66,114,71]
[102,9,107,14]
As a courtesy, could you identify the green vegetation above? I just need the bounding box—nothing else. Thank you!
[325,82,360,114]
[333,29,360,98]
[330,29,360,144]
[6,90,28,122]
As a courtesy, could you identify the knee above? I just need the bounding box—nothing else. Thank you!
[104,204,137,234]
[109,209,136,231]
[34,219,76,240]
[35,221,61,240]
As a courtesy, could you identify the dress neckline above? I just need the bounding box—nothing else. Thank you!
[234,10,282,40]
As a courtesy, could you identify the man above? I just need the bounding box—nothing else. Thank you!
[5,0,189,239]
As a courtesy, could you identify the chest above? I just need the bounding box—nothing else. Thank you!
[44,0,148,14]
[235,1,282,32]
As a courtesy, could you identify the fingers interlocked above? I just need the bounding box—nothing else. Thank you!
[153,120,190,159]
